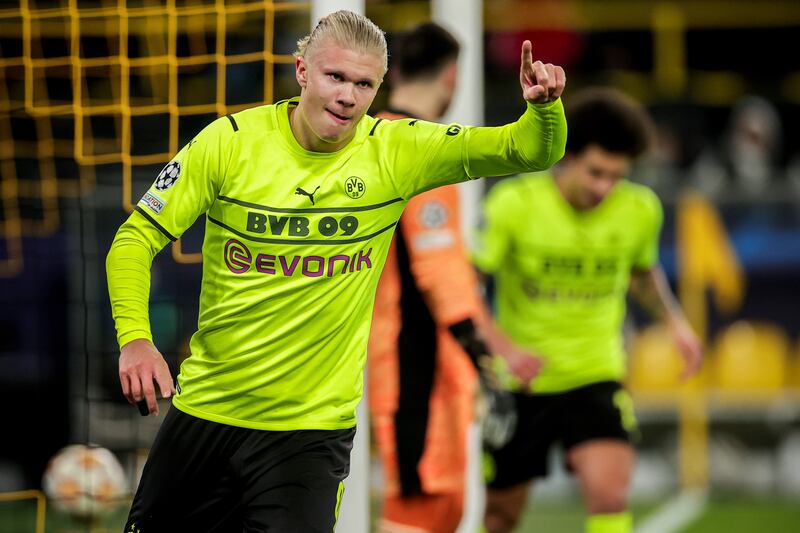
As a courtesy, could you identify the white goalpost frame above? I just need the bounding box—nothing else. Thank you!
[433,0,485,245]
[431,1,486,531]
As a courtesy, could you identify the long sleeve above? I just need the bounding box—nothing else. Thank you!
[400,184,482,326]
[106,216,170,347]
[463,99,567,179]
[106,114,230,348]
[381,98,567,199]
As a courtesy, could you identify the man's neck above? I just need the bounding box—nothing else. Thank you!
[288,103,350,153]
[388,83,445,121]
[553,172,581,210]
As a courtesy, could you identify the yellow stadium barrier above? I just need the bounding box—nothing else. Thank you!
[788,337,800,390]
[628,323,710,402]
[628,324,685,394]
[711,320,789,399]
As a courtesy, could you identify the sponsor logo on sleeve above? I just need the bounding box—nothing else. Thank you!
[446,125,462,136]
[411,231,455,251]
[139,191,166,215]
[154,160,181,191]
[412,201,453,250]
[418,200,448,229]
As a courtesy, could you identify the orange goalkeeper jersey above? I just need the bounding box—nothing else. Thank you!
[368,110,480,497]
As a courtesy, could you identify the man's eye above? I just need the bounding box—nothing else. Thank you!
[357,81,371,88]
[330,73,343,81]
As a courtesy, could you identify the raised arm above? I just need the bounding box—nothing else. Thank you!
[463,40,567,176]
[382,41,567,199]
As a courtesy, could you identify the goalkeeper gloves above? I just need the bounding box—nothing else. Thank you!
[478,371,517,450]
[448,318,519,450]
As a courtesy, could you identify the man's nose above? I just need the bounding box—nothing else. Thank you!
[337,84,356,106]
[595,179,615,198]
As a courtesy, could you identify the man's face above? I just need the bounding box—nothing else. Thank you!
[294,39,384,152]
[562,144,630,210]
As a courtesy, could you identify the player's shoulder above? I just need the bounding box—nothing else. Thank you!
[364,112,435,141]
[488,172,550,203]
[369,113,414,130]
[226,102,280,134]
[615,180,662,214]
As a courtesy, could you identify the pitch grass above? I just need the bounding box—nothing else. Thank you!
[680,495,800,533]
[516,498,660,532]
[516,495,800,532]
[2,494,799,531]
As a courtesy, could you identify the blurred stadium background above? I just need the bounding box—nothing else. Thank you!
[1,0,800,531]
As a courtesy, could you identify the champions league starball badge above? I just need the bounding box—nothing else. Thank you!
[154,161,181,191]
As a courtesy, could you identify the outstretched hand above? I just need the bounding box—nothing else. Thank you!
[481,322,542,391]
[520,40,566,104]
[670,318,704,380]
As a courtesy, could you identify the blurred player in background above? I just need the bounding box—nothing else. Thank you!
[369,23,535,533]
[474,88,703,533]
[107,9,566,532]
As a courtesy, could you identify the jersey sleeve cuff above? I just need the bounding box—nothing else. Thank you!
[526,97,563,112]
[118,330,153,350]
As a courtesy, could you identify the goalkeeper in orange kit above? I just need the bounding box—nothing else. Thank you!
[368,23,539,533]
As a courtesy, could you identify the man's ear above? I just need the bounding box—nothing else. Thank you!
[438,60,458,94]
[296,56,308,88]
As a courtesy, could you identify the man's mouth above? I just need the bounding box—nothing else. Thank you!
[326,109,351,124]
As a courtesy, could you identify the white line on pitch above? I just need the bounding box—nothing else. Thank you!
[634,489,709,533]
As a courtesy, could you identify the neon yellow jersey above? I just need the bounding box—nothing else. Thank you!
[473,173,663,393]
[107,98,566,430]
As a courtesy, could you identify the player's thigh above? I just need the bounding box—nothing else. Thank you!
[126,407,244,530]
[241,428,355,533]
[568,439,635,511]
[562,382,637,502]
[568,439,636,485]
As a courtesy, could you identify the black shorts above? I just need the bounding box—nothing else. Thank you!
[125,406,355,533]
[484,381,638,489]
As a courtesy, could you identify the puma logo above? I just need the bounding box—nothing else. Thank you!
[295,186,321,205]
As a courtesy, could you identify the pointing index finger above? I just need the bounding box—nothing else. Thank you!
[521,40,533,68]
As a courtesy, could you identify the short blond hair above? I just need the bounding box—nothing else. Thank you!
[295,10,387,73]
